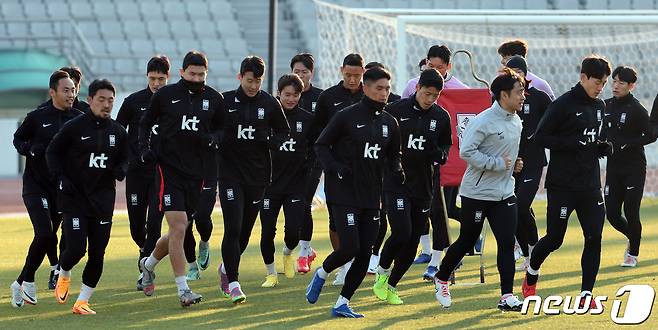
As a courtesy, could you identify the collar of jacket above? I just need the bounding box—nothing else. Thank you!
[337,80,363,95]
[360,95,386,115]
[612,92,634,105]
[85,111,110,128]
[492,101,517,121]
[572,82,599,104]
[410,94,432,114]
[236,85,260,103]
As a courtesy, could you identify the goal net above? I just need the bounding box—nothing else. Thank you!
[314,1,658,196]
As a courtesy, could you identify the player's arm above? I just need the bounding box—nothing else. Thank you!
[314,111,346,175]
[431,110,453,164]
[138,90,162,160]
[267,97,291,149]
[459,118,506,171]
[307,91,329,144]
[385,118,404,181]
[533,102,585,151]
[205,93,225,150]
[13,112,36,156]
[113,126,129,181]
[115,96,133,129]
[45,122,73,179]
[622,104,656,147]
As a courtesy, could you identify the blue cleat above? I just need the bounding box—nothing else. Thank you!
[474,236,483,254]
[423,265,438,281]
[306,269,325,304]
[413,253,431,264]
[332,303,364,318]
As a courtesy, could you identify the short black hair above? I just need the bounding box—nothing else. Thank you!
[491,68,525,101]
[581,55,611,80]
[49,70,71,90]
[418,58,427,70]
[611,65,637,84]
[277,74,304,93]
[417,69,444,91]
[342,53,364,67]
[59,66,82,85]
[88,79,116,97]
[240,55,266,78]
[182,50,208,70]
[147,55,170,74]
[427,45,452,64]
[363,67,391,84]
[497,39,529,57]
[290,53,314,71]
[365,61,386,70]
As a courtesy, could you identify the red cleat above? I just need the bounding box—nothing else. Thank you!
[522,274,537,298]
[308,249,317,264]
[297,256,310,274]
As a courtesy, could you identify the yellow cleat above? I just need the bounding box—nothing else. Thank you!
[55,276,70,304]
[283,254,296,279]
[261,274,278,288]
[72,300,96,315]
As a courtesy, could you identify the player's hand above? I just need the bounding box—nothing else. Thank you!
[502,153,512,170]
[58,176,75,194]
[113,166,126,181]
[597,140,613,158]
[514,157,523,173]
[29,144,45,158]
[140,149,156,164]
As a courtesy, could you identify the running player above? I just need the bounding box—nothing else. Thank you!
[497,39,555,100]
[373,68,451,305]
[47,79,128,314]
[138,51,224,307]
[10,70,82,308]
[306,67,403,318]
[259,74,315,287]
[523,55,612,307]
[604,66,655,267]
[217,56,290,303]
[116,55,169,290]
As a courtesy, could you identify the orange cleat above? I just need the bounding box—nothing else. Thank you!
[72,300,96,315]
[55,276,70,304]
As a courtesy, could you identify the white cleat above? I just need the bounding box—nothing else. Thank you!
[367,254,379,274]
[621,253,638,267]
[513,242,523,262]
[434,277,451,308]
[10,281,23,308]
[20,282,37,305]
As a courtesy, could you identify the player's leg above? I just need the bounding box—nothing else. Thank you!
[575,190,605,295]
[428,187,450,280]
[388,200,429,289]
[183,219,199,280]
[194,180,216,271]
[56,214,89,304]
[125,170,148,260]
[74,216,112,314]
[259,195,283,287]
[299,166,322,267]
[281,194,304,278]
[218,181,246,302]
[514,166,542,269]
[488,197,523,311]
[143,172,164,257]
[238,184,266,254]
[622,170,645,264]
[46,198,62,290]
[604,171,628,262]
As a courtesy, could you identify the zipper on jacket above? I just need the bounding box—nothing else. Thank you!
[475,171,485,186]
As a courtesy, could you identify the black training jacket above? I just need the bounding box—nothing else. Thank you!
[605,93,655,171]
[533,82,607,191]
[300,85,323,114]
[310,81,363,142]
[14,102,83,196]
[116,87,160,172]
[518,86,551,168]
[46,112,128,216]
[383,95,452,201]
[315,96,402,209]
[138,79,224,179]
[217,86,290,186]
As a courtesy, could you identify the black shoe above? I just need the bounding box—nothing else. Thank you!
[48,270,58,290]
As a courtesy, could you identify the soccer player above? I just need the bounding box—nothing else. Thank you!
[372,68,451,305]
[47,79,128,314]
[137,51,224,307]
[434,68,525,311]
[39,66,91,114]
[306,67,403,318]
[402,44,468,99]
[9,71,82,308]
[497,39,555,100]
[217,56,290,303]
[291,53,323,273]
[505,56,552,270]
[523,55,612,307]
[309,53,365,285]
[116,55,169,290]
[259,74,315,287]
[604,66,655,267]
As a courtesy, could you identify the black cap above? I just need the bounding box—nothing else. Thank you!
[506,55,528,75]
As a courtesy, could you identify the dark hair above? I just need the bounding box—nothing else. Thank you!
[417,69,444,91]
[365,61,387,70]
[418,58,427,70]
[59,66,82,85]
[497,39,529,57]
[290,53,314,71]
[491,68,525,101]
[611,65,637,84]
[363,67,391,84]
[182,50,208,70]
[49,70,71,90]
[581,55,611,80]
[88,79,116,97]
[147,55,170,74]
[240,55,266,78]
[277,74,304,93]
[342,53,364,67]
[427,45,452,64]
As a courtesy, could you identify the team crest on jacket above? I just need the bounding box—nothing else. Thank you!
[311,102,317,112]
[597,109,602,121]
[258,108,265,119]
[382,125,388,138]
[429,119,437,131]
[109,135,116,147]
[202,99,209,111]
[296,121,303,133]
[620,113,627,123]
[523,104,530,114]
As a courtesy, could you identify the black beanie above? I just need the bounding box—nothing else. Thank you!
[506,55,528,75]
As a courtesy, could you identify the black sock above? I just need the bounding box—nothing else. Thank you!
[525,272,538,286]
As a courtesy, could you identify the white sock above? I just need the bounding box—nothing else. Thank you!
[22,281,34,288]
[220,263,226,274]
[50,264,58,271]
[175,276,189,296]
[428,249,443,268]
[334,295,349,308]
[266,263,276,275]
[228,281,240,291]
[377,266,390,276]
[283,247,293,256]
[580,290,592,297]
[77,284,94,302]
[299,240,310,257]
[527,265,540,275]
[145,255,160,271]
[199,240,209,249]
[420,234,431,255]
[317,267,328,279]
[189,262,198,270]
[501,293,512,301]
[60,269,71,278]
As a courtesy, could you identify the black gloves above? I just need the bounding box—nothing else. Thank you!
[140,149,156,164]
